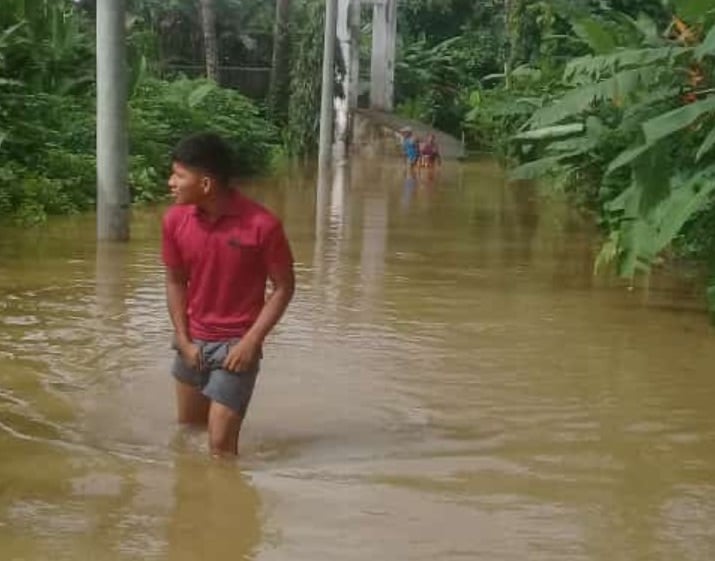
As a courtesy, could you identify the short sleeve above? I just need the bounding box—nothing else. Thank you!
[161,212,183,269]
[262,222,293,276]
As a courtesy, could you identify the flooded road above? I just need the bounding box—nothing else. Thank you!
[1,158,714,560]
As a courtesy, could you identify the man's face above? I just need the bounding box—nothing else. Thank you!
[168,161,208,205]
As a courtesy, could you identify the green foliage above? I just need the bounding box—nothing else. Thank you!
[0,1,278,222]
[395,1,506,136]
[130,78,278,200]
[395,0,563,138]
[669,0,715,23]
[500,4,715,318]
[0,0,93,94]
[464,86,542,157]
[285,0,324,157]
[399,0,484,44]
[441,0,715,319]
[395,36,475,133]
[0,88,96,221]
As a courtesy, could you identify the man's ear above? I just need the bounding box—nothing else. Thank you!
[201,175,212,194]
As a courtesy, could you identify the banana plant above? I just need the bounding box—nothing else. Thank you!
[510,3,715,303]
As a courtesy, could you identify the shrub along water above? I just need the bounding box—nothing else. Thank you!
[501,3,715,318]
[0,0,278,224]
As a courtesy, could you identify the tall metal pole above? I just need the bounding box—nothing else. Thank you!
[318,0,338,169]
[96,0,130,241]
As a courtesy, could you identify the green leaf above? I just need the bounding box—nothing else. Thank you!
[696,126,715,162]
[622,87,680,122]
[695,26,715,60]
[530,67,659,127]
[0,21,26,47]
[482,73,506,83]
[129,55,148,98]
[634,144,671,216]
[508,153,579,181]
[512,123,584,141]
[652,168,715,250]
[187,82,216,108]
[612,165,715,277]
[585,116,607,139]
[635,14,661,47]
[607,143,654,175]
[572,18,617,55]
[672,0,715,22]
[547,136,597,154]
[564,47,686,84]
[604,183,635,213]
[641,96,715,145]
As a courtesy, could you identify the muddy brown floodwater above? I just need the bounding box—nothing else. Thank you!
[1,158,714,561]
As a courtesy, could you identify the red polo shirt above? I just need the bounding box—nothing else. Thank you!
[161,191,293,341]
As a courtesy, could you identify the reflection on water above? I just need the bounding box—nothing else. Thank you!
[165,453,261,561]
[1,157,715,560]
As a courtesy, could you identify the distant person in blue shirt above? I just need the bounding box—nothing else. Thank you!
[400,127,419,173]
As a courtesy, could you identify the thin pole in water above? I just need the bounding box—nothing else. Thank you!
[318,0,338,169]
[96,0,130,241]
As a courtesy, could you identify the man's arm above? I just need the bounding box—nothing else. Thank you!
[166,266,202,369]
[223,266,295,372]
[246,266,295,343]
[166,267,189,343]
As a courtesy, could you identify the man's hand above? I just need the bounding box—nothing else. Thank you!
[178,340,203,372]
[223,337,261,373]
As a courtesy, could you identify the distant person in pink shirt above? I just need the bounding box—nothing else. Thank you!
[419,133,441,169]
[162,132,295,456]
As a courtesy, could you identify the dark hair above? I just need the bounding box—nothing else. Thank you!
[171,132,235,186]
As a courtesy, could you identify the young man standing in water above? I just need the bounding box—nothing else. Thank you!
[162,133,295,456]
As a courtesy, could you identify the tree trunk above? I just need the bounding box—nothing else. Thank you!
[318,0,338,168]
[199,0,219,82]
[269,0,292,121]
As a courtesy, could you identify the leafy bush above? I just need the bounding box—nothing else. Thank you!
[0,78,278,221]
[510,8,715,274]
[395,36,472,134]
[130,77,278,199]
[0,1,278,222]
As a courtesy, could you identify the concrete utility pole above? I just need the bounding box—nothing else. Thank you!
[96,0,130,241]
[335,0,360,157]
[348,0,361,112]
[369,0,396,111]
[318,0,338,169]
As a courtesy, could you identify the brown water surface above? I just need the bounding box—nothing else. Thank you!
[1,158,714,560]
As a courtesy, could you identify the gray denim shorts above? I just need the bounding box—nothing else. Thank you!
[171,339,259,415]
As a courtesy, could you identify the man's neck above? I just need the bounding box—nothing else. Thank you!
[197,189,233,222]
